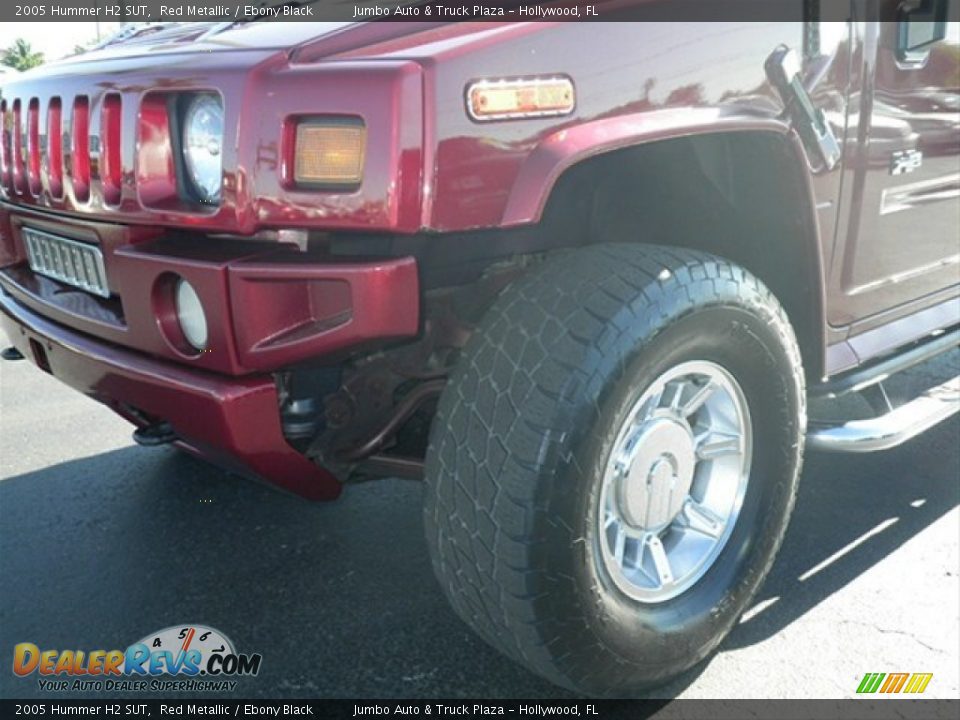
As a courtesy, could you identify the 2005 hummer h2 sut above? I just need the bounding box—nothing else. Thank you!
[1,8,958,695]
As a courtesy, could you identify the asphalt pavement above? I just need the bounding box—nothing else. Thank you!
[1,338,957,700]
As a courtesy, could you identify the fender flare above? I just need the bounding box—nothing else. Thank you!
[500,107,829,379]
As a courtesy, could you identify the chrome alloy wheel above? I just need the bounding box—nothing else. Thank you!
[597,360,752,603]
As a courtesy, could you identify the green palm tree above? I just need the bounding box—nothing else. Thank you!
[2,39,44,72]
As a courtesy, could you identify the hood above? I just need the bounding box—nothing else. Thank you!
[24,20,448,72]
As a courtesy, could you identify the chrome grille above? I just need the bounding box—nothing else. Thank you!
[23,227,110,298]
[0,93,117,204]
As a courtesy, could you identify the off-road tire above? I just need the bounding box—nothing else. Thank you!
[423,243,805,695]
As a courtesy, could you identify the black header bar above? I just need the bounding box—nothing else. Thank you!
[6,0,957,24]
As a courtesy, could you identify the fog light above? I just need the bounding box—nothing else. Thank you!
[175,278,208,351]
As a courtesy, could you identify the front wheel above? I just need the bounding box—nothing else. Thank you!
[423,244,805,695]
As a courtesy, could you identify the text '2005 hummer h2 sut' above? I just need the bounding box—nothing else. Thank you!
[1,7,958,695]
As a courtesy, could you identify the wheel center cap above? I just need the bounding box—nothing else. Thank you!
[618,418,695,531]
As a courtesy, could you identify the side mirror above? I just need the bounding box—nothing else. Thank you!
[898,0,948,59]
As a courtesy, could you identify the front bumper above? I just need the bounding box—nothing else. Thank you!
[0,205,421,375]
[1,290,342,500]
[0,202,422,499]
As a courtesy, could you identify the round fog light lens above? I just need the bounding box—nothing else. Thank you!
[175,278,208,351]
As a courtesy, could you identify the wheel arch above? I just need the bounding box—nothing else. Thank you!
[512,119,828,382]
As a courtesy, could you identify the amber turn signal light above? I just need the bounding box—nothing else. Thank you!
[294,120,366,187]
[467,77,575,121]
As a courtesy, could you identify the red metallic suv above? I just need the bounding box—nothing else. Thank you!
[1,13,958,694]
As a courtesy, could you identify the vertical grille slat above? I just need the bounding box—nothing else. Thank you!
[101,94,122,205]
[27,98,41,196]
[71,96,90,203]
[12,99,24,195]
[47,98,63,199]
[0,100,9,193]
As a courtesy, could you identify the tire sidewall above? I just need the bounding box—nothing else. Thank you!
[540,303,803,681]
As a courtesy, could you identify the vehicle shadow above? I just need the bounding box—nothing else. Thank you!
[725,419,959,651]
[723,350,960,652]
[0,418,956,700]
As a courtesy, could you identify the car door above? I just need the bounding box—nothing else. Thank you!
[830,6,960,329]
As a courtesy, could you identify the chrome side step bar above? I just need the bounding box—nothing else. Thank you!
[807,376,960,453]
[812,327,959,398]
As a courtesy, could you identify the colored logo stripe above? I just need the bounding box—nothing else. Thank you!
[857,673,885,693]
[880,673,909,693]
[857,672,932,694]
[903,673,933,694]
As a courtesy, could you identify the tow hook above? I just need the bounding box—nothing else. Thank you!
[132,421,177,447]
[1,347,24,361]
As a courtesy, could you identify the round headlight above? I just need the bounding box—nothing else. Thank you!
[175,278,208,351]
[182,94,224,204]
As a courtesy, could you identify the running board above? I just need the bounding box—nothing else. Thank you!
[806,376,960,453]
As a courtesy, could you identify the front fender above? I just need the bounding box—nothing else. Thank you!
[500,109,793,227]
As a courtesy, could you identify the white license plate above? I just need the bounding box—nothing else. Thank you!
[23,227,110,298]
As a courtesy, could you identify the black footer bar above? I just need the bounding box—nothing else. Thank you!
[3,699,960,720]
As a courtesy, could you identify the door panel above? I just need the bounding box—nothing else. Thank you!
[830,18,960,327]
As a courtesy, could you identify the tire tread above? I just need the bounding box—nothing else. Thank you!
[424,243,805,692]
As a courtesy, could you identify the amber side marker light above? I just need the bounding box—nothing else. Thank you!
[467,77,575,121]
[294,120,366,187]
